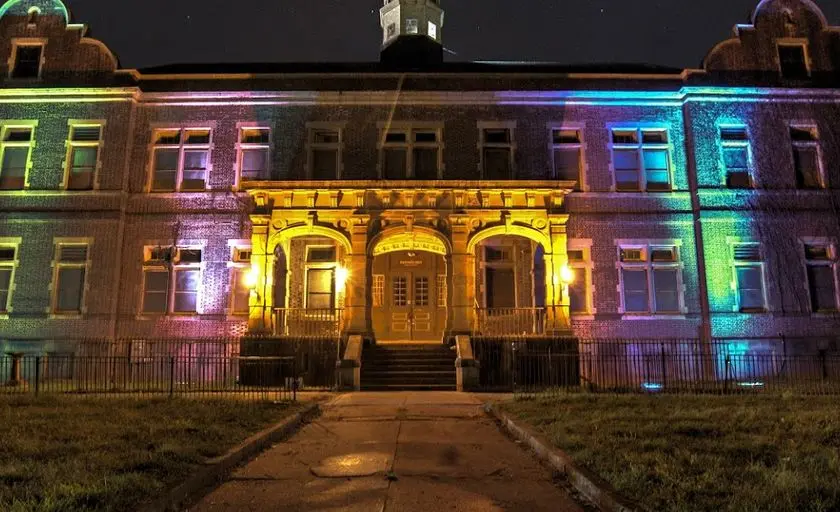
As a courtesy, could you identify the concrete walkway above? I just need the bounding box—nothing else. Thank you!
[192,392,583,511]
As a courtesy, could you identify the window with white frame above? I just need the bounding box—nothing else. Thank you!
[778,43,809,79]
[237,127,270,182]
[731,243,766,312]
[372,274,385,307]
[142,246,202,314]
[0,244,17,313]
[11,44,43,79]
[481,126,514,180]
[150,128,211,192]
[618,244,683,314]
[66,124,102,190]
[0,126,34,190]
[804,242,837,312]
[52,243,89,314]
[428,21,438,40]
[381,127,441,180]
[719,126,752,188]
[552,128,582,186]
[229,246,252,315]
[567,243,592,315]
[305,246,337,310]
[405,18,419,34]
[790,126,822,189]
[611,128,671,191]
[308,127,342,180]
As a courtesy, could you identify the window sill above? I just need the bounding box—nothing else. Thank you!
[48,313,84,320]
[620,314,688,320]
[570,314,595,321]
[736,308,768,314]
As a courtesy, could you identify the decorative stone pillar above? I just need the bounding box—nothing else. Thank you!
[345,217,370,337]
[543,216,571,333]
[249,223,274,333]
[449,221,475,335]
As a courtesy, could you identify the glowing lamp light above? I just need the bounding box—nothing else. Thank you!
[242,268,259,289]
[335,266,349,289]
[560,265,575,285]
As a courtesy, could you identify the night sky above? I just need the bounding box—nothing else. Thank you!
[65,0,840,69]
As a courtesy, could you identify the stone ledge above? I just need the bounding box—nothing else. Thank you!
[484,401,638,512]
[138,402,319,512]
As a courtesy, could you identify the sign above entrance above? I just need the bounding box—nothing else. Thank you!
[372,232,447,257]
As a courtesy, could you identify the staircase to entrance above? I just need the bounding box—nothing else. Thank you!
[361,343,457,391]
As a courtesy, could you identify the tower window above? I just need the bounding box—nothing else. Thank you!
[405,18,419,34]
[387,23,397,39]
[778,44,809,79]
[428,21,437,40]
[11,45,42,79]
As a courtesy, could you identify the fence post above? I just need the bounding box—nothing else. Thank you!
[293,357,297,402]
[34,356,41,397]
[660,343,667,391]
[168,356,175,398]
[819,349,828,381]
[724,354,731,394]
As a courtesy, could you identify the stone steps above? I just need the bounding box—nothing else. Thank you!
[361,343,457,391]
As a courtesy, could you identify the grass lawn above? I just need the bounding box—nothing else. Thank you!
[0,396,302,512]
[502,394,840,512]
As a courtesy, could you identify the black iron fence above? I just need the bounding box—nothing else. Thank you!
[472,337,840,395]
[0,354,300,401]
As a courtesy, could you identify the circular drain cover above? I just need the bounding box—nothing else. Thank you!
[311,452,392,478]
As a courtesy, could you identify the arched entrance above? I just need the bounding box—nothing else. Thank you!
[370,228,450,343]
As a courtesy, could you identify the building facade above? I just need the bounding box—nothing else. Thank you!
[1,0,839,360]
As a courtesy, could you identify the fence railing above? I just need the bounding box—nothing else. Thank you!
[473,307,571,336]
[0,354,301,401]
[472,338,840,395]
[272,308,344,338]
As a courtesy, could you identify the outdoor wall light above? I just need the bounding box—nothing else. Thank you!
[560,265,575,285]
[336,266,350,289]
[243,267,259,289]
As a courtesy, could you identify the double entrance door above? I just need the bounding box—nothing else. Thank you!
[372,251,445,342]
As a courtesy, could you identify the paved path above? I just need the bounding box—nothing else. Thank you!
[193,392,583,512]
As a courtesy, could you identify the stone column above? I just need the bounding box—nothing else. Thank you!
[345,217,370,337]
[543,217,571,333]
[249,223,274,333]
[449,222,475,335]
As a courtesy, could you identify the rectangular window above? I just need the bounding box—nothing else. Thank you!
[306,268,334,309]
[142,246,202,314]
[309,128,341,180]
[567,245,591,315]
[238,127,270,182]
[381,127,441,179]
[11,45,42,79]
[405,18,419,34]
[790,126,821,188]
[778,44,809,79]
[66,125,102,190]
[732,243,766,312]
[0,126,33,190]
[481,127,514,180]
[393,276,408,307]
[618,244,682,314]
[373,274,385,307]
[611,128,671,191]
[414,276,429,307]
[486,268,516,309]
[804,243,837,312]
[230,246,252,315]
[151,128,211,192]
[552,128,582,186]
[0,245,17,313]
[53,244,89,314]
[719,126,752,188]
[437,274,447,307]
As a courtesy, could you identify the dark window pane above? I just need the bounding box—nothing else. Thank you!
[72,127,102,142]
[12,46,41,79]
[241,149,268,180]
[56,268,85,312]
[241,128,269,144]
[486,268,516,309]
[613,149,639,170]
[0,147,28,190]
[554,148,580,182]
[312,149,338,179]
[483,148,511,180]
[413,147,438,179]
[622,269,649,313]
[723,146,748,171]
[736,266,765,310]
[778,45,809,79]
[383,148,406,179]
[612,130,637,144]
[0,268,12,312]
[143,271,169,313]
[569,279,586,314]
[642,131,668,144]
[793,147,820,188]
[232,269,250,314]
[653,269,679,312]
[307,247,336,263]
[414,131,438,143]
[312,129,339,144]
[720,128,748,142]
[483,129,510,144]
[808,265,837,311]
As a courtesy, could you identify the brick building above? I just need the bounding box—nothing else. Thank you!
[1,0,839,374]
